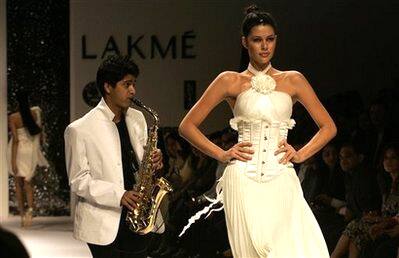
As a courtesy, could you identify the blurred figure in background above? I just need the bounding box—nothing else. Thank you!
[313,142,347,252]
[7,91,48,228]
[331,142,382,258]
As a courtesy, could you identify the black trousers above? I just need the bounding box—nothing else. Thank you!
[87,243,147,258]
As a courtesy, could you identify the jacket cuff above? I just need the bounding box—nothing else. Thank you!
[115,188,126,208]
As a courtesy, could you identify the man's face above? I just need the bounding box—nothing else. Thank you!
[166,137,178,158]
[106,74,136,109]
[383,148,399,174]
[322,145,338,168]
[339,146,362,172]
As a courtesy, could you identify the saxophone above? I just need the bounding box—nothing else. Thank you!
[126,98,173,235]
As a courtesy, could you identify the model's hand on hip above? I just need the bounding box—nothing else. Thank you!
[275,140,301,164]
[121,191,140,211]
[221,142,254,163]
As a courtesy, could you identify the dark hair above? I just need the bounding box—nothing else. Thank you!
[96,55,139,96]
[241,5,277,37]
[165,130,192,160]
[340,141,365,155]
[382,142,399,161]
[16,92,41,136]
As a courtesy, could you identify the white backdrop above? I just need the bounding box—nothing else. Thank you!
[0,0,9,220]
[70,0,254,132]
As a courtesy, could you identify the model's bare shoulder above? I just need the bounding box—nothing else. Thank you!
[216,71,242,85]
[283,70,310,86]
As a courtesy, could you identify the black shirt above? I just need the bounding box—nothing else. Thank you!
[113,117,151,254]
[345,164,382,218]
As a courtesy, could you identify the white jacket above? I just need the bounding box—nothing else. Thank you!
[64,98,147,245]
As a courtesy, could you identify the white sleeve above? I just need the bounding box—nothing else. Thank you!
[64,125,125,208]
[330,198,346,209]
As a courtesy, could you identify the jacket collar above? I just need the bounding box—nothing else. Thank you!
[97,98,116,121]
[97,98,138,122]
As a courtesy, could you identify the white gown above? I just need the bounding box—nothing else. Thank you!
[180,65,329,258]
[7,106,48,181]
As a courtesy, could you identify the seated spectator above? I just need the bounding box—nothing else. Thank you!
[315,142,346,210]
[339,142,381,221]
[331,143,397,258]
[360,143,399,258]
[298,154,325,204]
[368,100,398,168]
[152,131,193,257]
[313,142,347,252]
[179,129,235,258]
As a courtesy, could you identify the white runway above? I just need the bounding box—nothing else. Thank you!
[2,216,91,258]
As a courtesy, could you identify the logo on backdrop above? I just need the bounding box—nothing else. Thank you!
[81,31,196,60]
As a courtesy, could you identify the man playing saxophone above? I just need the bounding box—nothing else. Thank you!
[65,55,163,258]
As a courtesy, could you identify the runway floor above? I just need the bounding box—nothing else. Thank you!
[2,216,91,258]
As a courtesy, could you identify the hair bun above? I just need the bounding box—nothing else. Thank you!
[245,4,259,15]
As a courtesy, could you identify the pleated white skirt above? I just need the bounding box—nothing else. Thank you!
[222,163,329,258]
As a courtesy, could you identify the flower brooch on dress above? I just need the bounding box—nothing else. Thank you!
[250,73,276,95]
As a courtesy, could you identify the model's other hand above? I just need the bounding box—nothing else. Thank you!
[151,148,163,171]
[121,190,140,211]
[220,142,254,163]
[275,140,301,164]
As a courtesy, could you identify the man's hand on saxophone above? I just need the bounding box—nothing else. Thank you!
[121,191,140,211]
[151,148,163,171]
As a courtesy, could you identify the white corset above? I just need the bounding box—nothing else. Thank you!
[230,118,295,182]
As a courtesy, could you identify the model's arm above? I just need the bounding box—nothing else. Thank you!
[9,115,19,175]
[179,72,253,163]
[286,72,337,163]
[64,126,126,208]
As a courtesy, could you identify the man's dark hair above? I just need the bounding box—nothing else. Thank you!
[96,55,139,96]
[340,140,365,155]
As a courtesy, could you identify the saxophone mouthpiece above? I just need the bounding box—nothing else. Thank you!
[130,97,143,107]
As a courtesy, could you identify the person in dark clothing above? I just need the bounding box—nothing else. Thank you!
[340,142,381,220]
[313,143,347,253]
[299,155,325,204]
[359,143,399,258]
[331,142,383,258]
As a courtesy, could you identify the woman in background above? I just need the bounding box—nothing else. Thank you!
[7,92,48,227]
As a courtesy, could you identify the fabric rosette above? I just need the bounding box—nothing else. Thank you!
[251,73,276,95]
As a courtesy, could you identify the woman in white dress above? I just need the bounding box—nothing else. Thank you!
[178,5,336,258]
[7,92,48,227]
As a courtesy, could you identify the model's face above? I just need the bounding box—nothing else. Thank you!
[105,74,136,109]
[383,149,399,174]
[322,145,338,168]
[339,147,361,172]
[242,24,277,67]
